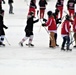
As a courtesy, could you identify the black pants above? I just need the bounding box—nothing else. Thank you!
[0,29,5,36]
[25,30,33,37]
[9,3,13,13]
[61,36,70,49]
[0,5,2,10]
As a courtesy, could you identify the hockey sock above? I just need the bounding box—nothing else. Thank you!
[28,35,33,44]
[21,36,28,43]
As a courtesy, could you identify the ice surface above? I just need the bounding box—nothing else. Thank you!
[0,0,76,75]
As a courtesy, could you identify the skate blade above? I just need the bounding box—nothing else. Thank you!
[26,44,34,47]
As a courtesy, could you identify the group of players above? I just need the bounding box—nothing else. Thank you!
[19,0,76,51]
[0,0,76,51]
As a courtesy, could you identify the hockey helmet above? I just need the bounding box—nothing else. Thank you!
[47,11,52,16]
[65,15,71,20]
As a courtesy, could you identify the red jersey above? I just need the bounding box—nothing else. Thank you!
[61,20,71,35]
[45,16,57,31]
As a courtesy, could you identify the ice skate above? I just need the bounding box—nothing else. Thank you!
[56,44,59,47]
[66,46,72,51]
[26,43,34,47]
[61,47,65,51]
[0,42,5,47]
[67,48,72,51]
[19,42,23,47]
[73,45,76,48]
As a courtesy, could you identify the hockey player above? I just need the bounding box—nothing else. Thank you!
[42,11,57,48]
[67,0,75,17]
[19,11,39,47]
[72,13,76,47]
[55,0,64,19]
[52,9,61,47]
[43,9,61,47]
[0,0,5,10]
[0,9,8,46]
[38,0,47,19]
[28,0,37,17]
[61,15,72,51]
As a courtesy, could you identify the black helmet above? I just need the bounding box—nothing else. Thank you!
[47,11,52,16]
[65,15,71,20]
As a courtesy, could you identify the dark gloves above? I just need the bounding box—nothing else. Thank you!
[5,26,8,29]
[42,23,46,26]
[56,18,61,24]
[58,18,61,20]
[43,18,47,22]
[3,25,8,29]
[37,19,39,22]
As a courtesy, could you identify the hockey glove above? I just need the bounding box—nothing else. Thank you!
[37,19,39,22]
[42,23,46,26]
[56,18,61,24]
[5,27,8,29]
[43,18,47,22]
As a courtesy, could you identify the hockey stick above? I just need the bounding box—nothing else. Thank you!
[37,10,43,31]
[68,40,75,46]
[65,35,74,48]
[70,32,74,45]
[64,11,68,15]
[37,10,41,30]
[25,0,29,6]
[64,10,73,18]
[5,37,11,45]
[37,10,53,40]
[37,10,49,33]
[37,10,39,16]
[37,10,46,25]
[65,40,74,48]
